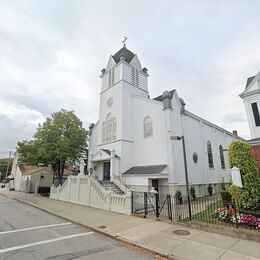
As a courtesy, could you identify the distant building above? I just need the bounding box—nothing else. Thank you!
[88,46,240,196]
[10,152,53,193]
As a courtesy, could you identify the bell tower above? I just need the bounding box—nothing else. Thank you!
[97,44,149,174]
[100,45,149,93]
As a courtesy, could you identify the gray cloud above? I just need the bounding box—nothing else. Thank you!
[0,0,260,156]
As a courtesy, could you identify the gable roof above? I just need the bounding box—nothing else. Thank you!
[112,47,135,64]
[123,165,167,175]
[19,165,53,175]
[245,75,256,89]
[153,90,175,102]
[101,149,120,158]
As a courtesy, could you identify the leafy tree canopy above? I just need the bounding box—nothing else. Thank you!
[17,109,88,184]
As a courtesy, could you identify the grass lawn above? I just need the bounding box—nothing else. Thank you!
[192,200,224,224]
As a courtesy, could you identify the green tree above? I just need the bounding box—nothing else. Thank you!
[228,140,260,209]
[0,158,13,181]
[18,109,88,184]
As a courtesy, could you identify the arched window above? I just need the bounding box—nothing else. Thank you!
[219,145,225,169]
[112,117,117,140]
[144,116,153,137]
[102,113,116,143]
[102,122,106,143]
[207,141,214,168]
[106,113,113,142]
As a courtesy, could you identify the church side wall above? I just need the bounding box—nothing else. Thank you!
[173,113,237,196]
[132,97,167,167]
[167,94,186,185]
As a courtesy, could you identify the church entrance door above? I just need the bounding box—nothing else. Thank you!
[103,162,110,181]
[152,179,159,193]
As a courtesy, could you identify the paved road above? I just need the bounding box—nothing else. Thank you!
[0,194,152,260]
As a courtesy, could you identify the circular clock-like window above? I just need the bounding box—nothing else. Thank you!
[107,97,113,107]
[193,153,198,163]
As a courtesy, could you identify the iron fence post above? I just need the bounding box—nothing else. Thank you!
[167,194,173,221]
[234,204,239,229]
[155,193,159,218]
[144,192,147,218]
[131,190,134,215]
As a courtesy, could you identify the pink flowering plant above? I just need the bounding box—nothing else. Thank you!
[214,207,260,229]
[240,214,260,229]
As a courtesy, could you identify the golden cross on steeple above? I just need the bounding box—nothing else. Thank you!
[122,36,128,47]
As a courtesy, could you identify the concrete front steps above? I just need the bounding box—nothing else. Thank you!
[98,180,125,195]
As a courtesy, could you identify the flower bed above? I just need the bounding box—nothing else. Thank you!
[215,207,260,229]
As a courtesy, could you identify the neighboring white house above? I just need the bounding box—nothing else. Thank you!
[10,152,23,191]
[88,45,241,196]
[10,152,53,193]
[240,71,260,139]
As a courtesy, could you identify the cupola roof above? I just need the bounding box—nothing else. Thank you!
[112,47,135,64]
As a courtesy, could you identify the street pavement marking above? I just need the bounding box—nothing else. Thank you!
[0,222,72,235]
[0,231,94,254]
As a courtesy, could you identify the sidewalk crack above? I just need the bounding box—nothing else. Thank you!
[216,238,240,260]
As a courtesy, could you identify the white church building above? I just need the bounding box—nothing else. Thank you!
[88,45,240,196]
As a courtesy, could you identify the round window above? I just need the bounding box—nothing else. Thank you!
[193,153,198,163]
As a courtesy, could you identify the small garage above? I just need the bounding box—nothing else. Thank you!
[21,167,53,193]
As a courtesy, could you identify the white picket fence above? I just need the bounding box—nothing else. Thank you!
[50,175,132,215]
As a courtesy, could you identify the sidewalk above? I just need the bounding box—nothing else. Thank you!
[0,190,259,260]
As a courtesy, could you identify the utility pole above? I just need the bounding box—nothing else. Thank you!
[170,136,192,221]
[181,136,192,221]
[5,151,12,185]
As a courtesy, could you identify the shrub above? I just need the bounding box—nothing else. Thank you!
[175,190,183,204]
[229,184,244,209]
[190,186,196,200]
[207,184,213,196]
[228,141,256,177]
[221,191,232,206]
[220,177,226,191]
[228,140,260,209]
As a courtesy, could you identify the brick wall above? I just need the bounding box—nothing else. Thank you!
[251,146,260,178]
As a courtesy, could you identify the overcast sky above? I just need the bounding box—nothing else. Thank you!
[0,0,260,158]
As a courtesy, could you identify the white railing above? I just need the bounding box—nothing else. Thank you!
[111,175,129,193]
[50,175,132,215]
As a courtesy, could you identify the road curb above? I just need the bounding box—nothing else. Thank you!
[2,194,173,259]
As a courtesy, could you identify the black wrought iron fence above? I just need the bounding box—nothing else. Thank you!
[132,191,260,231]
[38,186,50,197]
[189,195,260,230]
[132,191,172,220]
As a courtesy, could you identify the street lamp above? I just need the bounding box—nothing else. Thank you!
[170,135,192,221]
